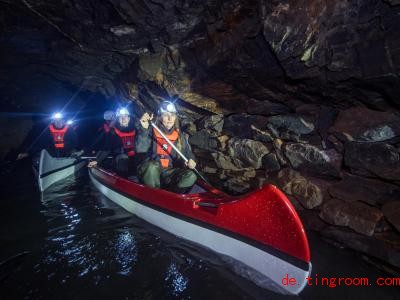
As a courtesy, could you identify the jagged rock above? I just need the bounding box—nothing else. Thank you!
[252,172,269,189]
[327,134,344,152]
[223,114,269,139]
[330,107,400,142]
[382,202,400,233]
[267,115,315,138]
[227,138,269,169]
[281,172,333,209]
[328,173,400,206]
[282,176,324,209]
[284,143,342,178]
[320,199,384,236]
[224,169,257,181]
[321,227,400,268]
[180,119,197,135]
[201,166,218,174]
[246,98,290,116]
[251,125,274,143]
[299,210,328,232]
[110,25,136,36]
[266,114,316,142]
[223,178,251,195]
[262,153,281,173]
[344,142,400,181]
[211,152,242,171]
[196,114,224,134]
[180,92,223,114]
[189,130,218,151]
[217,135,230,151]
[273,138,288,166]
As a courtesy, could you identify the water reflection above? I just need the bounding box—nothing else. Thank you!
[165,262,188,296]
[114,230,137,276]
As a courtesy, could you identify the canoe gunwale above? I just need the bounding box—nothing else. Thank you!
[39,159,86,179]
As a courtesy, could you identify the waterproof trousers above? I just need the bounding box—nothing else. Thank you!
[137,160,197,193]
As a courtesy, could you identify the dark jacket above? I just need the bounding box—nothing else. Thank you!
[135,123,195,168]
[96,121,136,164]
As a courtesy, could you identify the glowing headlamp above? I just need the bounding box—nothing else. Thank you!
[52,112,63,120]
[159,101,177,114]
[117,108,130,116]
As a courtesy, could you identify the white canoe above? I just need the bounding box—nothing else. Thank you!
[35,149,87,192]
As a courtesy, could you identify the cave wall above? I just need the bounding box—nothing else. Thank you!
[1,0,400,270]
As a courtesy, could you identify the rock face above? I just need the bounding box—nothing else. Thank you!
[282,176,324,209]
[382,202,400,233]
[284,143,342,178]
[267,115,315,140]
[328,173,400,206]
[344,142,400,180]
[320,200,384,236]
[330,107,400,142]
[227,138,269,169]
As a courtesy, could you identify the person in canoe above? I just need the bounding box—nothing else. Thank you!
[136,100,197,193]
[91,110,116,154]
[88,108,138,177]
[17,112,80,160]
[100,110,116,134]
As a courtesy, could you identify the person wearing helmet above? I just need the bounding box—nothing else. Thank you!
[101,110,116,134]
[17,111,79,160]
[91,110,116,153]
[88,107,137,177]
[135,100,197,194]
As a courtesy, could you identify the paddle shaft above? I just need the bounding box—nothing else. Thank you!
[150,122,209,184]
[81,156,112,159]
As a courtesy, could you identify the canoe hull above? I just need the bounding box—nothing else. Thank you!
[89,168,311,295]
[37,149,87,191]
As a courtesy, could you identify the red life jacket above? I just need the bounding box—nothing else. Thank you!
[153,128,179,169]
[49,124,69,149]
[114,127,136,157]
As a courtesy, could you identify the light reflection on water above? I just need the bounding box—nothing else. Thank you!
[114,230,137,276]
[165,262,188,296]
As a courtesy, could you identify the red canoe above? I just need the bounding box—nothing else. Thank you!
[89,167,311,295]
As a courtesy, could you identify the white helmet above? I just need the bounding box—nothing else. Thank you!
[104,110,115,121]
[116,108,130,117]
[158,101,177,114]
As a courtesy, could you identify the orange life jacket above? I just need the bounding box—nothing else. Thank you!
[114,127,136,157]
[49,124,69,149]
[153,128,179,168]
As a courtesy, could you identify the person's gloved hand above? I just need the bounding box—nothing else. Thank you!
[88,160,98,168]
[140,113,154,129]
[185,159,196,170]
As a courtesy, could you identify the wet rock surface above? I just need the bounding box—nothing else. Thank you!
[344,142,400,181]
[284,143,342,178]
[320,199,384,236]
